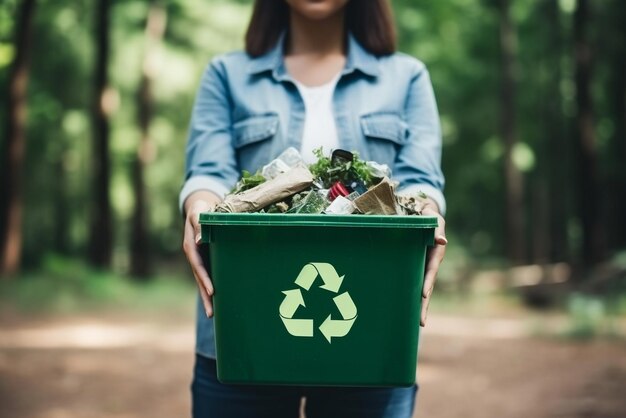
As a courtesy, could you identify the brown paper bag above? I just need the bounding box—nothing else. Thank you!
[216,166,314,213]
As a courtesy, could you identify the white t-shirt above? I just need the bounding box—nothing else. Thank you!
[294,74,341,164]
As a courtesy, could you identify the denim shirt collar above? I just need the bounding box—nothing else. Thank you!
[246,32,380,80]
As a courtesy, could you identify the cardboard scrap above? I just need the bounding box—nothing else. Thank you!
[352,177,398,215]
[216,166,314,213]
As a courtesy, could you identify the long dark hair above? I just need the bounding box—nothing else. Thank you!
[245,0,396,57]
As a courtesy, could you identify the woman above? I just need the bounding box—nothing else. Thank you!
[181,0,447,417]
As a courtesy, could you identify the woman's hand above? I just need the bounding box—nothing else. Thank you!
[183,191,222,318]
[420,199,447,326]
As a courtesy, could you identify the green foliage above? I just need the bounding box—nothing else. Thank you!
[1,0,625,273]
[0,0,252,266]
[0,255,196,314]
[308,147,374,188]
[308,148,331,179]
[563,293,623,340]
[349,153,375,186]
[231,170,267,194]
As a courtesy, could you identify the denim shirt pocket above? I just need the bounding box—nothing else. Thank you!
[360,112,408,167]
[233,113,280,173]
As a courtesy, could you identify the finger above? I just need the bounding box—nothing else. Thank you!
[194,274,213,317]
[421,206,444,235]
[435,235,448,246]
[189,211,203,245]
[185,244,214,317]
[184,222,215,296]
[422,243,446,298]
[421,294,430,327]
[184,224,213,288]
[187,245,214,297]
[433,219,446,245]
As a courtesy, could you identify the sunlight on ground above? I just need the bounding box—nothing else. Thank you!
[0,321,194,351]
[425,316,529,339]
[0,315,531,353]
[1,313,625,418]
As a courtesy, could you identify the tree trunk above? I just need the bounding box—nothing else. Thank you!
[498,0,525,264]
[574,0,604,268]
[88,0,113,268]
[130,0,167,279]
[53,158,69,255]
[543,0,569,263]
[0,0,36,277]
[620,74,626,246]
[607,0,626,250]
[531,182,549,264]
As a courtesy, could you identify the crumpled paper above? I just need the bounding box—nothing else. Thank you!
[396,195,426,215]
[324,196,356,215]
[216,166,314,213]
[352,177,398,215]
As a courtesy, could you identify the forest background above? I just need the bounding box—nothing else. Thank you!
[1,0,625,314]
[1,1,626,417]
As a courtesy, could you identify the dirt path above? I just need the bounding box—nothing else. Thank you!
[1,314,625,418]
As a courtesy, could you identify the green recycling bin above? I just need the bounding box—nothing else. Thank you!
[200,212,437,387]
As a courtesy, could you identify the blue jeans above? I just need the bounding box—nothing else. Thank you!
[192,355,417,418]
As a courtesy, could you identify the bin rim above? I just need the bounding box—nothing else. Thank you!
[199,212,438,229]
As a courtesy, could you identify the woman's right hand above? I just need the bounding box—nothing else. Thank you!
[182,192,222,317]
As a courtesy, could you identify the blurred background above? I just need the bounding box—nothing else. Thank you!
[1,0,625,417]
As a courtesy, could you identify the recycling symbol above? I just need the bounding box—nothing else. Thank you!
[279,262,357,343]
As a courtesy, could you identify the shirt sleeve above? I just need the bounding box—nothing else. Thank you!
[394,65,446,215]
[178,59,239,212]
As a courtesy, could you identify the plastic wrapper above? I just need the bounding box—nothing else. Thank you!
[287,190,330,214]
[261,159,291,180]
[261,147,305,180]
[366,161,391,180]
[348,180,367,195]
[216,166,314,213]
[345,192,360,201]
[324,196,356,215]
[278,147,306,167]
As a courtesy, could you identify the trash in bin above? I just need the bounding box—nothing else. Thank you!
[352,177,398,215]
[261,147,306,180]
[324,196,355,214]
[219,148,430,216]
[328,181,350,202]
[287,190,330,214]
[216,165,314,213]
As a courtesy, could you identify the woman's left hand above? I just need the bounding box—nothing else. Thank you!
[420,200,447,326]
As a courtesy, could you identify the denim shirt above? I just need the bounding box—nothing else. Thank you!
[180,33,445,359]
